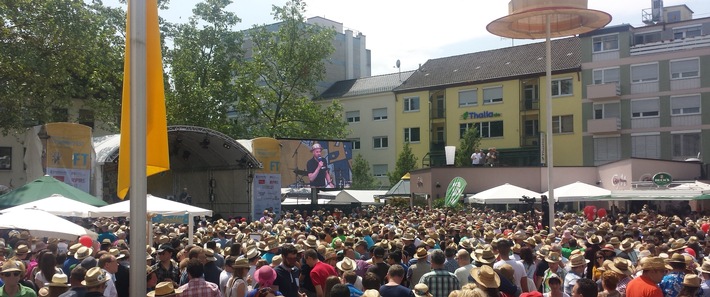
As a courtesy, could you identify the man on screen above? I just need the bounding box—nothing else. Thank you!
[307,143,334,188]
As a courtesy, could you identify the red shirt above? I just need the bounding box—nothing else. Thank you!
[626,274,663,297]
[310,261,338,287]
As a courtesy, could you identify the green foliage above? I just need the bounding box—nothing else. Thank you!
[433,197,466,210]
[455,126,482,167]
[0,0,125,134]
[233,0,347,139]
[350,154,380,190]
[388,142,418,185]
[163,0,244,134]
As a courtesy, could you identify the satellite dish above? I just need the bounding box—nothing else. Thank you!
[396,59,401,69]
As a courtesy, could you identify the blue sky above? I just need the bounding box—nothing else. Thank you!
[111,0,710,75]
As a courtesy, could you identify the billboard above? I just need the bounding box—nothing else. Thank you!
[44,123,93,193]
[279,139,353,189]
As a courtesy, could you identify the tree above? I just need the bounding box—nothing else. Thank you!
[233,0,347,139]
[164,0,244,135]
[388,142,418,185]
[0,0,125,134]
[455,126,482,166]
[350,154,379,190]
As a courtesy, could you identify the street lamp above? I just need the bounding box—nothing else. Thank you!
[487,0,610,233]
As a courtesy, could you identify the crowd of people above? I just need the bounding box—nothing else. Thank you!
[1,204,710,297]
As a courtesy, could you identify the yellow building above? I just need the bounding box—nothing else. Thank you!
[393,37,584,167]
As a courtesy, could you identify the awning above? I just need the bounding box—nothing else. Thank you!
[597,189,710,201]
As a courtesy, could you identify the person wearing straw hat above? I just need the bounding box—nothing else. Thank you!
[696,260,710,297]
[542,252,566,294]
[82,267,111,297]
[660,253,689,297]
[679,274,701,297]
[406,248,430,290]
[606,258,633,297]
[617,238,639,267]
[0,260,35,297]
[470,265,501,297]
[584,235,603,279]
[47,273,70,297]
[147,281,184,297]
[563,254,588,296]
[626,257,672,297]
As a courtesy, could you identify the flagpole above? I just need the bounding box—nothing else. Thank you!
[128,0,148,296]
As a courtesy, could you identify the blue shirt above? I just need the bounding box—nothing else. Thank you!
[347,283,363,297]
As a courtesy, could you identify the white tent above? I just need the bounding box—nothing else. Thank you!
[542,181,610,202]
[89,194,213,218]
[0,209,97,240]
[466,183,541,204]
[0,194,99,217]
[329,190,386,205]
[282,198,331,205]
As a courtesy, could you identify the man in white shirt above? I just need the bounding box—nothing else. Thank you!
[493,239,528,293]
[453,249,474,288]
[99,254,118,297]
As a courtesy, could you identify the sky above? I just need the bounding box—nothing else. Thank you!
[138,0,710,75]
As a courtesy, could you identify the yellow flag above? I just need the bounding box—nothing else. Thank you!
[117,0,170,199]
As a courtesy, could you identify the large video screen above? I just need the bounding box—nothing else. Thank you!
[279,139,353,189]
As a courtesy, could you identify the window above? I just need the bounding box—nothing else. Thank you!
[671,95,701,115]
[631,134,660,158]
[459,123,475,138]
[349,138,360,150]
[673,26,702,39]
[404,97,420,112]
[594,137,620,163]
[372,108,388,120]
[631,99,660,118]
[551,78,573,96]
[631,63,658,83]
[404,127,420,143]
[0,147,11,170]
[524,120,539,136]
[373,164,388,177]
[345,111,360,123]
[670,58,699,79]
[673,132,701,158]
[593,68,620,85]
[593,34,618,52]
[552,115,573,133]
[634,31,662,45]
[373,136,388,149]
[458,89,478,107]
[593,102,620,119]
[483,86,503,104]
[78,109,95,128]
[473,121,503,138]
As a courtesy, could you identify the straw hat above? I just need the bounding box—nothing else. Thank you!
[477,248,496,265]
[683,274,701,288]
[470,265,501,289]
[336,257,355,272]
[639,257,673,271]
[402,233,415,241]
[668,241,687,253]
[620,239,634,251]
[545,252,561,264]
[608,258,633,276]
[147,281,184,297]
[413,284,432,297]
[244,248,259,260]
[568,254,589,268]
[587,235,603,245]
[696,261,710,274]
[303,235,318,248]
[414,248,428,260]
[81,267,109,287]
[1,260,22,272]
[232,258,249,269]
[74,247,93,261]
[48,273,69,287]
[666,253,687,264]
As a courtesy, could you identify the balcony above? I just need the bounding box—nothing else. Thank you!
[587,117,620,134]
[630,35,710,56]
[520,99,539,111]
[587,83,620,101]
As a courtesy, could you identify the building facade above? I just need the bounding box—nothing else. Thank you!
[319,71,414,186]
[392,38,585,168]
[581,5,710,166]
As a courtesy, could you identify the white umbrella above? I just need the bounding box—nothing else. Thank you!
[0,209,96,241]
[542,181,611,202]
[0,194,99,217]
[467,183,541,204]
[90,194,213,218]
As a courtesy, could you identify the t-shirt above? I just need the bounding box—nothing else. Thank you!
[626,274,663,297]
[310,261,337,289]
[379,284,414,297]
[306,157,329,187]
[274,264,300,297]
[367,262,390,285]
[494,259,526,289]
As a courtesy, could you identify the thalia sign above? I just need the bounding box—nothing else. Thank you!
[461,111,502,120]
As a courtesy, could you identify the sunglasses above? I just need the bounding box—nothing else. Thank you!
[1,272,20,277]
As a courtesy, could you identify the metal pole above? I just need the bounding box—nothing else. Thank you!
[129,0,148,295]
[545,15,556,233]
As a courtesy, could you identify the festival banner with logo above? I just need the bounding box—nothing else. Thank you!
[252,138,282,220]
[445,176,467,207]
[45,123,93,193]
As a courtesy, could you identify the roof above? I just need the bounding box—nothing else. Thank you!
[394,37,581,92]
[320,71,415,99]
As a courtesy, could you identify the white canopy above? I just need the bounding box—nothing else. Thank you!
[542,181,610,202]
[329,190,386,205]
[0,194,99,217]
[282,198,331,205]
[466,183,541,204]
[0,209,97,240]
[90,194,213,218]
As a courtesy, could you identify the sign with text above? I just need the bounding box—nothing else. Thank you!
[45,123,93,193]
[652,172,672,187]
[445,177,467,207]
[151,214,189,225]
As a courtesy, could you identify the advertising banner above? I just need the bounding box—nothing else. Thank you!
[45,123,93,193]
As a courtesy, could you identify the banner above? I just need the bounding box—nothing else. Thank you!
[45,123,93,193]
[444,176,467,207]
[151,214,189,225]
[252,173,281,221]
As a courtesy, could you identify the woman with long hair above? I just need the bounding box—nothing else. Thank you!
[518,246,536,293]
[34,251,61,289]
[226,259,251,297]
[591,251,606,281]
